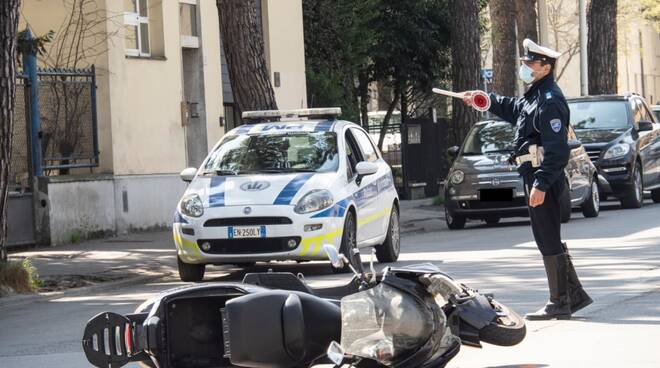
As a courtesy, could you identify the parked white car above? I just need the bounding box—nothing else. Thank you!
[173,108,400,281]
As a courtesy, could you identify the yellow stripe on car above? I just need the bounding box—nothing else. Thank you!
[357,207,391,226]
[300,229,343,256]
[173,228,201,257]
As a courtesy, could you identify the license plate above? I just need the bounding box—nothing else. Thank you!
[228,226,265,239]
[480,189,514,201]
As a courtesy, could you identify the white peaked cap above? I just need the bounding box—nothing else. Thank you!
[520,38,562,61]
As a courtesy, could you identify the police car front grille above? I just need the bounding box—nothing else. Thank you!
[586,150,601,163]
[204,217,293,227]
[198,237,301,254]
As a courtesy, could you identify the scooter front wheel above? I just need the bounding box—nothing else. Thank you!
[479,299,526,346]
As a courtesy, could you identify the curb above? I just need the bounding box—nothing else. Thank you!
[0,271,174,310]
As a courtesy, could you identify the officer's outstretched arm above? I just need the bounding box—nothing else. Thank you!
[533,102,570,191]
[487,93,520,125]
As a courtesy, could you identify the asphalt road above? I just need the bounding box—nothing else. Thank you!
[1,200,659,367]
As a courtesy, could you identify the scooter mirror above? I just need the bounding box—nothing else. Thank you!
[323,244,345,269]
[326,341,345,366]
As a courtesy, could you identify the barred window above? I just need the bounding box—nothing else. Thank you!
[124,0,150,56]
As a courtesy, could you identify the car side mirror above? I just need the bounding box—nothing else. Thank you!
[637,120,654,132]
[447,146,460,158]
[568,139,582,150]
[356,161,378,177]
[180,167,197,182]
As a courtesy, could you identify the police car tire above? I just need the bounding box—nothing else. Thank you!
[376,206,400,263]
[581,178,600,218]
[334,211,359,273]
[620,162,643,209]
[445,207,466,230]
[652,189,660,203]
[177,256,205,282]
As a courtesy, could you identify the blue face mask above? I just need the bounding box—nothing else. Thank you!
[519,63,535,84]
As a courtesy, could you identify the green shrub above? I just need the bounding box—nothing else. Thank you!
[0,258,41,295]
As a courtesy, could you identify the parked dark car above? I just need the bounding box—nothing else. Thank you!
[567,94,660,208]
[444,120,599,230]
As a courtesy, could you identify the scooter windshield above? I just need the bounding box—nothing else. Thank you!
[340,283,434,365]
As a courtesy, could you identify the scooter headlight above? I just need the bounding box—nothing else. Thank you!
[180,194,204,218]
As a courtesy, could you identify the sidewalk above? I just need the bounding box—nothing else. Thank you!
[2,199,443,307]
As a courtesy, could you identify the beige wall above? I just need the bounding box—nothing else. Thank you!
[261,0,307,110]
[199,0,225,148]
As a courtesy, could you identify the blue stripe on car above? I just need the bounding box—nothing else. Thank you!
[173,211,189,224]
[311,198,350,218]
[313,120,334,132]
[273,173,315,205]
[209,176,227,207]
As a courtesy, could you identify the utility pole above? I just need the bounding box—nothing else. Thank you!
[537,0,549,45]
[579,0,589,96]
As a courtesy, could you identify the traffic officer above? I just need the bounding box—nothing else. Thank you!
[463,39,592,320]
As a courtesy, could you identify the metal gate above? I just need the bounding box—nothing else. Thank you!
[8,75,35,246]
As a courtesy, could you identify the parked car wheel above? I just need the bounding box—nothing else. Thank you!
[445,207,466,230]
[178,257,205,282]
[581,178,600,218]
[620,162,643,209]
[560,183,571,223]
[376,206,400,263]
[651,188,660,203]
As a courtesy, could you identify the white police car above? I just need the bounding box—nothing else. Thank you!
[173,108,400,281]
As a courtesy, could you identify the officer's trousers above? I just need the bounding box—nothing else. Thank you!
[523,175,565,256]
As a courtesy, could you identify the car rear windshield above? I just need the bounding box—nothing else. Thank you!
[568,100,630,130]
[462,121,515,155]
[203,132,339,174]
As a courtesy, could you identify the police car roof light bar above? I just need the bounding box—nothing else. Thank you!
[242,107,342,122]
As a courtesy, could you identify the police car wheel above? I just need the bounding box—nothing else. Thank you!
[445,207,466,230]
[177,256,205,282]
[620,162,643,209]
[334,211,360,273]
[376,206,400,263]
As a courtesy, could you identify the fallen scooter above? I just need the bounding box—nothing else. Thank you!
[82,245,525,367]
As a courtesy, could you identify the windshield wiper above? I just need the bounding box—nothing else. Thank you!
[253,168,317,173]
[213,169,239,176]
[483,149,514,154]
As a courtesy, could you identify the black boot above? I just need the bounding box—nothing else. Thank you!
[562,243,593,314]
[526,253,572,320]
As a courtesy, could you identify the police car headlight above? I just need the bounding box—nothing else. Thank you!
[603,143,630,159]
[180,194,204,218]
[450,170,465,185]
[294,190,334,214]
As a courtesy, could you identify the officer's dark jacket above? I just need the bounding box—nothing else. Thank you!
[487,74,570,192]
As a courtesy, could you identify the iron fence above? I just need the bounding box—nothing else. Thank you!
[9,75,31,193]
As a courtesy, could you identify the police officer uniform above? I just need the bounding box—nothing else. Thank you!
[487,39,592,320]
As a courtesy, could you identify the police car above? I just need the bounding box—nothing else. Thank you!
[173,108,400,281]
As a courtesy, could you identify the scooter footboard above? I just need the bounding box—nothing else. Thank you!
[82,311,148,367]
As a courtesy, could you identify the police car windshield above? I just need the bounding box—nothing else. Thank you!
[569,101,629,130]
[203,132,339,174]
[462,121,515,155]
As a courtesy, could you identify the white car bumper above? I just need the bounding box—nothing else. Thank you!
[174,205,345,264]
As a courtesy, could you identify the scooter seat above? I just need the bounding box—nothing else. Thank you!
[223,290,341,368]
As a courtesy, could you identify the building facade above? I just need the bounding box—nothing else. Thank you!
[18,0,307,244]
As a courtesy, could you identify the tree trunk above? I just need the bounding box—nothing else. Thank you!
[0,0,20,263]
[358,71,370,129]
[515,0,538,55]
[490,0,518,96]
[377,89,400,151]
[217,0,277,119]
[450,0,481,147]
[588,0,617,94]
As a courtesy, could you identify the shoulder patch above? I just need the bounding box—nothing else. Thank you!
[550,118,562,133]
[545,92,552,99]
